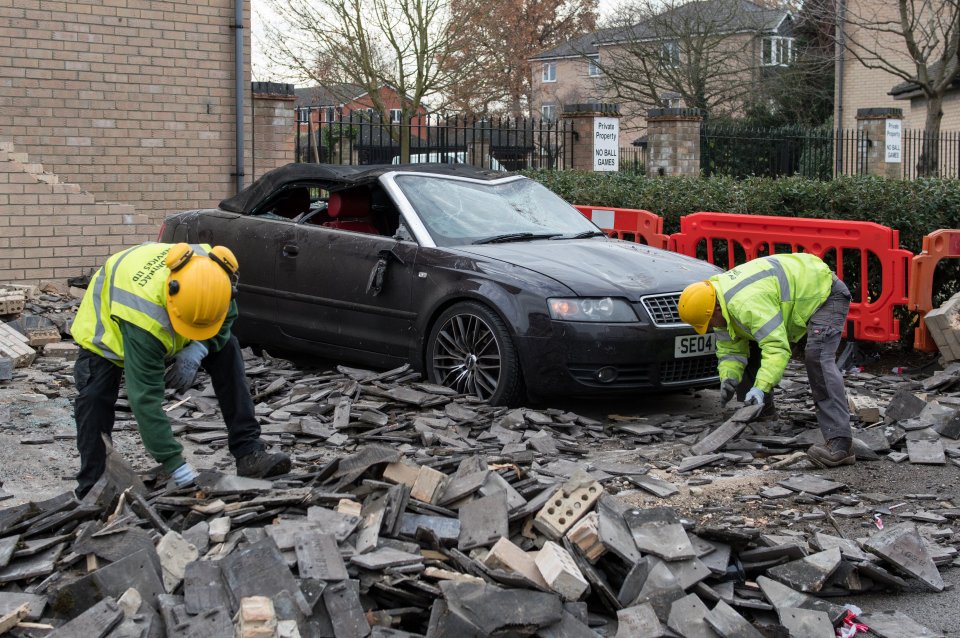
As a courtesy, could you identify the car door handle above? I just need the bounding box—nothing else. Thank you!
[282,244,299,257]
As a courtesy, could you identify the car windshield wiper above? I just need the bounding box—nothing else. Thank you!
[550,230,607,240]
[473,232,561,244]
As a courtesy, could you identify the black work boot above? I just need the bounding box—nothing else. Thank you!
[807,437,855,468]
[237,448,291,478]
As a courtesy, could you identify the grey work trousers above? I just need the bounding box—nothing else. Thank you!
[804,276,852,440]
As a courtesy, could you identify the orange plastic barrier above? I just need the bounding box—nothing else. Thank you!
[909,229,960,352]
[575,205,670,249]
[670,212,912,343]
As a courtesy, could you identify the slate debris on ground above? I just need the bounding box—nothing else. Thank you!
[1,301,960,635]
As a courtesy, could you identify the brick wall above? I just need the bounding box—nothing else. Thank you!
[0,140,154,282]
[250,83,296,183]
[0,0,294,284]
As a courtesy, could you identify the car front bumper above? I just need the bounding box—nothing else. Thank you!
[515,321,719,397]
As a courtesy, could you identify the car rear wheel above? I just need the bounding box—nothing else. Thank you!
[426,301,524,406]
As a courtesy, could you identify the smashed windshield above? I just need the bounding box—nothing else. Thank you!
[394,175,599,247]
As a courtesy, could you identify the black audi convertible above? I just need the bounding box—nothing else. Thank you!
[159,163,721,405]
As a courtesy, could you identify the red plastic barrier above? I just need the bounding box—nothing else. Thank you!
[670,212,912,343]
[575,205,670,249]
[909,229,960,352]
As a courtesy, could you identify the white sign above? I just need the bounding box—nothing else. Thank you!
[885,119,902,163]
[593,117,619,171]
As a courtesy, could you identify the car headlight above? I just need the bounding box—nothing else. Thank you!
[547,297,637,322]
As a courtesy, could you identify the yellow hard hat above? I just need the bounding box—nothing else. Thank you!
[165,243,236,341]
[678,280,717,335]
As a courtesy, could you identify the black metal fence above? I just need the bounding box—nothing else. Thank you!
[619,145,648,174]
[294,109,575,171]
[701,125,866,179]
[702,124,960,179]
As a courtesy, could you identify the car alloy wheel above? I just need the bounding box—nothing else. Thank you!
[427,301,523,405]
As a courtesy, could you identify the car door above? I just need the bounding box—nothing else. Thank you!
[190,211,281,335]
[275,222,419,358]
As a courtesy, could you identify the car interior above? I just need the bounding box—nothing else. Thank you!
[254,184,405,238]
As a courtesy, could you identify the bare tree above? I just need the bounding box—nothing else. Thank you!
[260,0,483,160]
[443,0,598,117]
[594,0,778,123]
[842,0,960,175]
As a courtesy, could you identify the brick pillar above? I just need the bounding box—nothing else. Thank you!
[251,82,297,180]
[646,108,704,177]
[560,103,621,171]
[856,107,903,178]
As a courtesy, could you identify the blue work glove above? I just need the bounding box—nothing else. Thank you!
[718,378,738,406]
[171,462,197,487]
[744,387,766,406]
[165,341,208,392]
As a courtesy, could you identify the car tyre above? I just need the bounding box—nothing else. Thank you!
[426,301,524,406]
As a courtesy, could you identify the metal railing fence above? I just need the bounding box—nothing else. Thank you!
[294,109,575,171]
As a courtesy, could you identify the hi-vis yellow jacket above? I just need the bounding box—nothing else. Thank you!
[711,253,834,392]
[72,243,211,364]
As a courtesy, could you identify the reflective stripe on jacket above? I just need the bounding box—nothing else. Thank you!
[71,242,210,364]
[710,253,834,392]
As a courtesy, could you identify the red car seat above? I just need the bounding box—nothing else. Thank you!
[324,189,379,234]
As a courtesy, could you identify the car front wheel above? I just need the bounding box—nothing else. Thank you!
[426,301,524,406]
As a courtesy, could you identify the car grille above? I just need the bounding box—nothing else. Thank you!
[660,356,719,384]
[640,293,684,326]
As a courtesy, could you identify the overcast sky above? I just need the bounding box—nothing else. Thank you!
[250,0,620,82]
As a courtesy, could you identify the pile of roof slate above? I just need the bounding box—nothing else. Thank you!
[1,351,958,637]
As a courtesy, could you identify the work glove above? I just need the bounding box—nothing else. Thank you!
[718,378,738,406]
[171,463,198,488]
[165,341,208,393]
[744,387,766,406]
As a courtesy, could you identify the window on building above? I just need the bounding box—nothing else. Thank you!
[541,104,556,121]
[297,108,309,123]
[660,40,681,68]
[324,106,335,122]
[542,62,557,83]
[587,57,601,77]
[390,109,402,124]
[660,94,683,109]
[762,36,794,66]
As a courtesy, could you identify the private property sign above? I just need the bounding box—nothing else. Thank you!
[594,117,619,171]
[885,119,902,163]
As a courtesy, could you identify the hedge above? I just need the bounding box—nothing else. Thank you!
[523,171,960,255]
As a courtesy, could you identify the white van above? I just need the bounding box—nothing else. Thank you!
[391,152,506,172]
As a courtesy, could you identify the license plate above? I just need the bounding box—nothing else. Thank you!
[674,333,716,358]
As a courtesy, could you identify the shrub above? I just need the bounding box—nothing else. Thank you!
[523,171,960,255]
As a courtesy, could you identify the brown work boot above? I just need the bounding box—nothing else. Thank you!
[807,437,855,468]
[237,448,291,478]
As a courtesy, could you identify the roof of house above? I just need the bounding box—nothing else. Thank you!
[294,84,366,108]
[531,0,789,61]
[889,60,960,99]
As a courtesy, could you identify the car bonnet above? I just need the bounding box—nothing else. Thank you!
[457,239,720,299]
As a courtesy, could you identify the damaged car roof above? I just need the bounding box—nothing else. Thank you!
[219,162,505,214]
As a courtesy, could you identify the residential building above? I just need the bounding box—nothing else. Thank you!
[295,85,429,131]
[836,0,960,131]
[529,0,794,138]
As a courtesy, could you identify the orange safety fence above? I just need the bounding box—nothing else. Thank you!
[574,205,670,249]
[669,212,912,343]
[908,229,960,352]
[572,205,956,347]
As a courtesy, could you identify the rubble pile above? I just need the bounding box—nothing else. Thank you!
[0,281,82,375]
[2,344,959,637]
[925,291,960,363]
